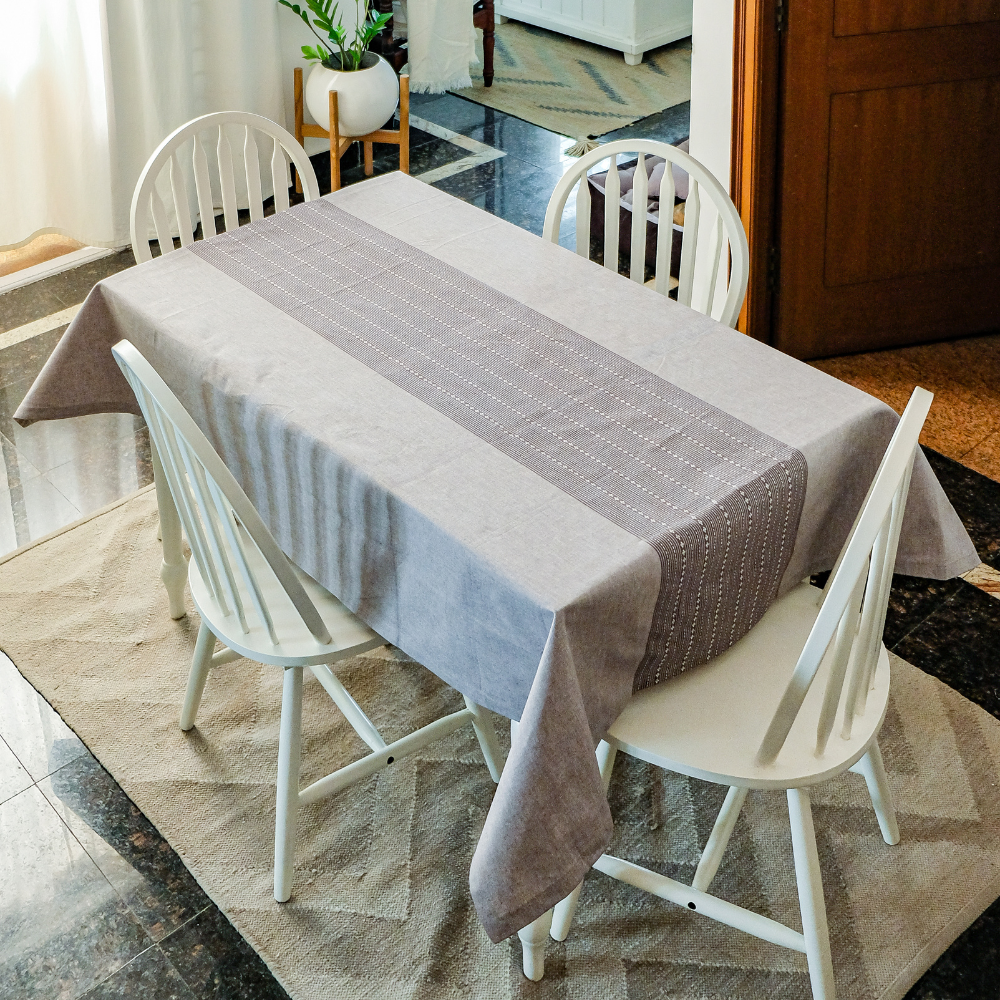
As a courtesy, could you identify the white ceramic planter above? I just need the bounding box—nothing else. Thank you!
[305,53,399,137]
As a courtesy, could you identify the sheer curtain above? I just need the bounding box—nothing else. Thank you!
[0,0,285,251]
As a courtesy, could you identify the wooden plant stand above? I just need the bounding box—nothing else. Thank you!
[293,67,410,193]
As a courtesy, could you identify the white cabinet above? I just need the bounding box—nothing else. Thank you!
[495,0,693,65]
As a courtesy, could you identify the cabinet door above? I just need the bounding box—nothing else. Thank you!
[774,1,1000,358]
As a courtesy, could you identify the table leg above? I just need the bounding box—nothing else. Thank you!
[151,440,188,619]
[517,908,553,981]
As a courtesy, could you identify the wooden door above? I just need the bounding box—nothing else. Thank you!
[773,1,1000,358]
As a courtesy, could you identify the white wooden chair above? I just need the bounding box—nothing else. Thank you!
[545,387,934,1000]
[111,340,504,903]
[130,111,320,264]
[542,140,750,328]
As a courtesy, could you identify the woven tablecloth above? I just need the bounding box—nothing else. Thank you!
[16,174,977,940]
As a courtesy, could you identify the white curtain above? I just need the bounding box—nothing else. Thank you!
[0,0,285,251]
[402,0,477,94]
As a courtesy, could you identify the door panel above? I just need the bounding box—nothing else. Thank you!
[824,78,1000,286]
[835,0,1000,36]
[775,4,1000,358]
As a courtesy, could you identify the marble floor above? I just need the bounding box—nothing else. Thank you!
[2,93,999,999]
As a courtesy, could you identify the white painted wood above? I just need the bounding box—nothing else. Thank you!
[592,854,807,954]
[180,622,215,731]
[495,0,692,61]
[517,908,553,981]
[850,743,900,845]
[168,154,195,248]
[131,111,320,264]
[788,789,836,1000]
[274,665,303,902]
[575,173,591,258]
[216,128,239,235]
[692,785,748,891]
[630,153,648,282]
[548,389,934,997]
[604,156,620,273]
[191,133,217,240]
[543,139,749,327]
[243,126,264,223]
[113,341,503,903]
[676,178,700,308]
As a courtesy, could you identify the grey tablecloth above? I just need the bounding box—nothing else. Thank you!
[16,173,978,941]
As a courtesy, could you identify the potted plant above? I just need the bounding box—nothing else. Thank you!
[279,0,399,137]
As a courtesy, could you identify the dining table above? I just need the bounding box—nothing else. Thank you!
[15,171,978,956]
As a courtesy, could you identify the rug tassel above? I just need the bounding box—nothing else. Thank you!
[565,137,601,158]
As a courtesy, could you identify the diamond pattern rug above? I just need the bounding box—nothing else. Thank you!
[459,22,691,138]
[2,487,999,999]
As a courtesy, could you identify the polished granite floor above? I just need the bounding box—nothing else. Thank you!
[3,92,1000,999]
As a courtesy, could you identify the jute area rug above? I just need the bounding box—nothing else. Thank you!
[460,22,691,139]
[3,487,1000,1000]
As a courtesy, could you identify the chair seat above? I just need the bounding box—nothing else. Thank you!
[189,528,384,667]
[607,582,891,789]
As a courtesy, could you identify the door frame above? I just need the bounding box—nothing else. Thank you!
[730,0,782,343]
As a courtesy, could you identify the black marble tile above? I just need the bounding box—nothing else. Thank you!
[41,752,212,943]
[904,895,1000,999]
[4,409,144,477]
[407,92,500,136]
[925,447,1000,569]
[892,579,1000,720]
[0,282,67,334]
[0,786,153,999]
[602,102,691,146]
[0,251,135,332]
[0,735,32,806]
[82,945,196,1000]
[42,420,152,517]
[159,906,290,1000]
[0,325,66,389]
[465,114,568,169]
[883,574,965,648]
[432,154,567,236]
[0,651,88,780]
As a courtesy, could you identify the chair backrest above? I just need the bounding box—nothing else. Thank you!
[111,340,332,648]
[756,387,933,765]
[130,111,321,264]
[542,139,750,328]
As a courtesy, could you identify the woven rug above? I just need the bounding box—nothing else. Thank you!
[460,22,691,138]
[3,487,1000,1000]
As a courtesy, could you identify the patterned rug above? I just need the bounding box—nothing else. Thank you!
[3,487,1000,1000]
[459,21,691,139]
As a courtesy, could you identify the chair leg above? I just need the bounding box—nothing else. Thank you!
[179,622,215,731]
[852,741,900,845]
[693,785,748,891]
[482,0,495,87]
[518,908,553,981]
[787,788,836,1000]
[274,666,303,903]
[151,440,187,620]
[550,740,618,942]
[463,697,504,782]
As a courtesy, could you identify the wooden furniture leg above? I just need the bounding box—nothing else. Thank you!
[483,0,495,87]
[364,141,374,177]
[294,67,304,195]
[399,74,410,174]
[329,90,341,191]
